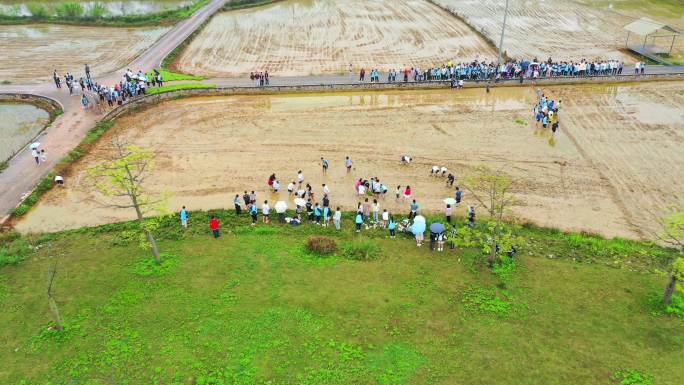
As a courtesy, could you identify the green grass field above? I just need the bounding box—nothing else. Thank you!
[1,211,682,384]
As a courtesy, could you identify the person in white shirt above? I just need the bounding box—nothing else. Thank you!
[272,180,280,192]
[262,201,270,224]
[287,181,295,195]
[322,184,330,195]
[333,207,342,230]
[372,199,380,223]
[297,170,304,185]
[31,148,40,164]
[382,209,389,228]
[357,184,366,196]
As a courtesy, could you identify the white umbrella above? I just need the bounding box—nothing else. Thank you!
[30,142,40,149]
[275,201,287,213]
[413,215,426,224]
[443,198,456,205]
[294,197,306,206]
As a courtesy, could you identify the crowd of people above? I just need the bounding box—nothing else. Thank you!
[182,156,476,251]
[51,64,165,112]
[352,57,645,85]
[249,71,270,86]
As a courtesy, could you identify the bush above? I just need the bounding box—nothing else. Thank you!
[341,240,380,261]
[0,237,32,267]
[610,369,653,385]
[27,3,49,19]
[55,2,84,18]
[88,2,108,19]
[306,236,338,255]
[664,293,684,318]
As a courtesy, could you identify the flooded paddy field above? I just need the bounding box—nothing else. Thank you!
[0,24,168,84]
[174,0,497,77]
[16,81,684,238]
[433,0,684,61]
[0,102,49,162]
[0,0,195,17]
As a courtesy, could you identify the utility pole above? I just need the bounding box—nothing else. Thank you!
[495,0,510,80]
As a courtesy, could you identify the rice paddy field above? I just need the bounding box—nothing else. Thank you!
[173,0,498,77]
[0,23,169,84]
[0,102,49,162]
[432,0,684,61]
[16,82,684,241]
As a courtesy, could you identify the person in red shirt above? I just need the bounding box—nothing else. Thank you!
[209,216,220,238]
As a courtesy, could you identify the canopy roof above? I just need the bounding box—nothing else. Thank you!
[624,17,680,36]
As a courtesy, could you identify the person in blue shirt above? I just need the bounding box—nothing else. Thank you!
[250,203,258,226]
[355,212,363,232]
[179,206,188,228]
[323,206,330,227]
[455,187,462,204]
[314,204,322,223]
[321,157,329,173]
[409,199,419,219]
[388,216,396,238]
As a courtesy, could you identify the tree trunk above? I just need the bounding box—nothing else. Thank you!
[145,228,161,264]
[48,296,63,330]
[663,274,677,305]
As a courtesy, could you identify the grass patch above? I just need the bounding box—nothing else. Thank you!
[611,369,654,385]
[0,212,682,383]
[0,0,210,27]
[514,118,527,125]
[146,83,216,95]
[154,69,206,82]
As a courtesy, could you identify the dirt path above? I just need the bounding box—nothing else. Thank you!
[16,83,684,239]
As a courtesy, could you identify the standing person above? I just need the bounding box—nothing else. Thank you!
[250,202,258,226]
[314,203,322,223]
[467,206,476,228]
[249,191,257,205]
[395,185,401,201]
[640,62,645,74]
[81,94,89,109]
[446,173,455,187]
[348,63,353,81]
[297,170,304,185]
[355,212,363,232]
[272,180,280,192]
[31,148,40,165]
[437,233,445,252]
[40,149,47,163]
[414,226,424,247]
[362,198,371,222]
[210,216,220,238]
[634,61,640,75]
[409,199,418,219]
[344,156,352,172]
[381,209,389,228]
[287,181,295,195]
[372,199,380,223]
[243,190,250,207]
[321,157,329,173]
[445,204,452,224]
[455,187,462,204]
[323,205,330,227]
[322,184,330,196]
[388,216,396,238]
[234,194,242,215]
[306,199,314,222]
[359,68,365,82]
[180,206,188,228]
[85,64,91,79]
[333,207,342,230]
[262,200,270,224]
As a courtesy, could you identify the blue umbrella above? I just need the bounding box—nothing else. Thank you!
[429,223,445,234]
[411,222,426,235]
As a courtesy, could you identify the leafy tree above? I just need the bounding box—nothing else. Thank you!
[654,207,683,305]
[88,139,168,264]
[464,165,522,266]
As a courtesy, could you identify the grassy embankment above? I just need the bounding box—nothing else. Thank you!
[0,0,209,26]
[1,210,682,384]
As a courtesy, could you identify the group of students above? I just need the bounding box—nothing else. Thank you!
[249,71,270,86]
[532,89,560,133]
[52,65,165,111]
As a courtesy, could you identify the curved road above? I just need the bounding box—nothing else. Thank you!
[0,0,226,221]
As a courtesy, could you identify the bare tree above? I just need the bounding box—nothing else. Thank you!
[464,165,521,266]
[87,138,167,264]
[46,261,63,330]
[655,206,684,305]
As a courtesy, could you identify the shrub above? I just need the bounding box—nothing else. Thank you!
[0,160,8,173]
[664,293,684,318]
[55,2,84,18]
[306,236,338,255]
[610,369,653,385]
[341,240,380,261]
[461,286,511,317]
[0,237,32,267]
[88,2,108,19]
[27,3,48,19]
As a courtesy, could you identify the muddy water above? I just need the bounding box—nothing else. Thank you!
[0,24,169,84]
[0,1,194,17]
[0,102,49,161]
[16,82,684,239]
[176,0,497,77]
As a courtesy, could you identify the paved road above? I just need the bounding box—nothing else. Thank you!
[0,0,227,220]
[0,0,682,220]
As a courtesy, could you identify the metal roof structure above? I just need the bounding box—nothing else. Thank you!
[624,17,680,36]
